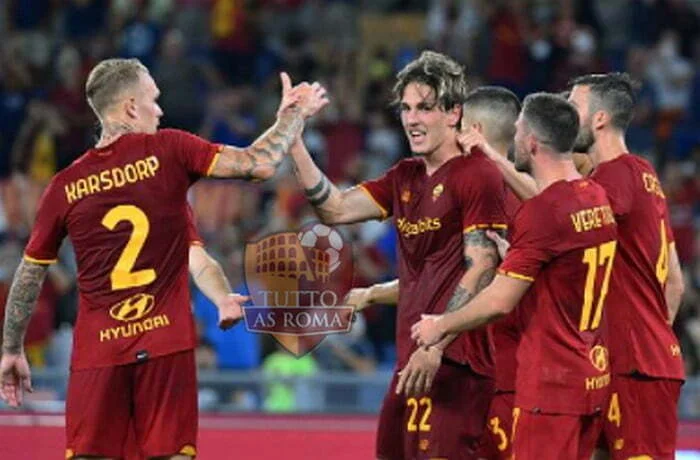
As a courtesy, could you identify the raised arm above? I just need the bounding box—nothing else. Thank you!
[458,128,539,200]
[665,242,684,324]
[289,137,385,225]
[209,74,329,181]
[0,260,49,406]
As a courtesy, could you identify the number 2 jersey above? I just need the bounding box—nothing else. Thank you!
[499,179,617,414]
[24,129,221,370]
[590,154,684,381]
[361,151,508,374]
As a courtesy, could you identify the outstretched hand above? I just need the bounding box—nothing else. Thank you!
[343,287,373,313]
[216,293,249,330]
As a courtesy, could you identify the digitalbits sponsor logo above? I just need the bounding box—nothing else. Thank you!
[243,223,354,357]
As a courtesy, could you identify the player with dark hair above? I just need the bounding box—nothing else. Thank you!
[477,73,686,459]
[568,72,685,460]
[0,58,328,459]
[289,51,508,459]
[413,93,617,459]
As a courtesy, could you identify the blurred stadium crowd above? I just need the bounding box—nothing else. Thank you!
[0,0,699,412]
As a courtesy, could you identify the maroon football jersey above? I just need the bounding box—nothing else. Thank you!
[492,186,522,392]
[186,205,203,246]
[361,150,508,374]
[591,154,684,380]
[500,179,617,415]
[25,129,220,370]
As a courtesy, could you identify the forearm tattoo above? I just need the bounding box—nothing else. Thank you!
[445,285,474,313]
[447,229,504,312]
[305,174,332,207]
[2,260,48,354]
[229,107,304,178]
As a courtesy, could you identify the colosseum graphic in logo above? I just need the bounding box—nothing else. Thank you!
[243,223,354,357]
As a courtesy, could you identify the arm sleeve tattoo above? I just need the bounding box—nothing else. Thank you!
[223,107,304,178]
[445,229,505,313]
[2,260,49,354]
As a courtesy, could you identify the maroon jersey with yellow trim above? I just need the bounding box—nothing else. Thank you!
[186,205,203,246]
[492,186,522,392]
[500,179,617,414]
[591,154,684,380]
[25,129,220,370]
[361,150,508,374]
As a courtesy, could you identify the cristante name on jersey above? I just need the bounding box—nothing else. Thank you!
[64,155,160,204]
[396,217,442,238]
[570,205,615,233]
[642,172,666,199]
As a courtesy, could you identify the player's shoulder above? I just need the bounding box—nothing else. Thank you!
[593,152,650,181]
[449,149,502,180]
[154,128,186,139]
[521,179,594,217]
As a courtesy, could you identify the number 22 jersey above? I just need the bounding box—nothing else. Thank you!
[24,129,221,370]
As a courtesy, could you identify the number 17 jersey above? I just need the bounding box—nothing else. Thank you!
[24,129,221,370]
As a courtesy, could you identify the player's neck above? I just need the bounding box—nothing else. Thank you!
[96,120,136,149]
[590,130,628,167]
[422,137,459,176]
[533,154,581,190]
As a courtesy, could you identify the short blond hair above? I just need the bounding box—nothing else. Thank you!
[85,58,148,119]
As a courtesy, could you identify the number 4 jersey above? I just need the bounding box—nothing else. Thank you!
[24,129,221,370]
[590,154,684,381]
[498,179,617,415]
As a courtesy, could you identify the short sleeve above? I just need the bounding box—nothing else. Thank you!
[499,201,556,282]
[186,205,203,246]
[456,155,509,234]
[358,164,398,219]
[156,129,223,178]
[24,181,67,264]
[591,161,635,218]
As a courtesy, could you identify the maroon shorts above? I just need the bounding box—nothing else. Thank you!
[481,391,515,459]
[65,349,198,459]
[511,408,602,460]
[599,374,681,459]
[376,362,493,460]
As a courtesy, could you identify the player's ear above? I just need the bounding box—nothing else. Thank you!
[592,110,607,130]
[448,105,461,128]
[125,97,138,120]
[528,134,538,155]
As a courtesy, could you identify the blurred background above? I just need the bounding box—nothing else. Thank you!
[0,0,699,457]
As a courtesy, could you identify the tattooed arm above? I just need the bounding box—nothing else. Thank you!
[430,229,503,350]
[2,260,48,354]
[209,107,305,180]
[412,275,531,347]
[0,260,48,407]
[210,74,329,181]
[288,137,384,224]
